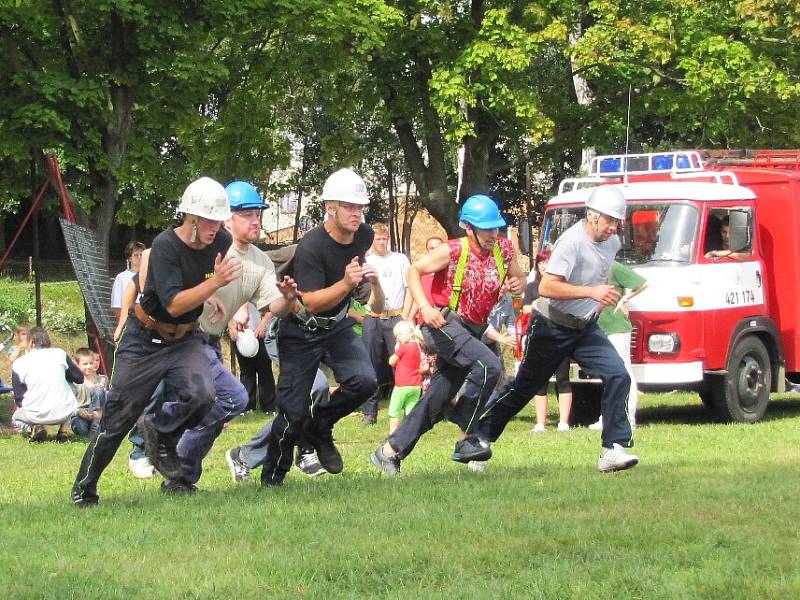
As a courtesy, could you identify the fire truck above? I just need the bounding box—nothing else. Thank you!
[539,150,800,423]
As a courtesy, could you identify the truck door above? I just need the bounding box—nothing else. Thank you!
[702,207,764,366]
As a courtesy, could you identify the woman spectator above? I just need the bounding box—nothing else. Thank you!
[522,251,572,432]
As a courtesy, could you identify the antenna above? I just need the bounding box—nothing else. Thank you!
[624,84,632,185]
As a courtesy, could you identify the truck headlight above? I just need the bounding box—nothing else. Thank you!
[648,333,680,354]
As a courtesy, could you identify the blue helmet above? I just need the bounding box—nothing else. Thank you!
[225,181,268,211]
[459,194,506,229]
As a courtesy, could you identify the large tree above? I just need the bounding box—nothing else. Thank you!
[0,0,243,262]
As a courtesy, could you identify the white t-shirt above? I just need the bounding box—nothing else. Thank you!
[366,251,410,311]
[111,269,136,309]
[546,220,620,319]
[12,348,78,424]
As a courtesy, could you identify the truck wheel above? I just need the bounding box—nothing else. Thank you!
[711,336,771,423]
[570,382,602,426]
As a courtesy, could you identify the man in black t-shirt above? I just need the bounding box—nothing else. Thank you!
[249,168,385,487]
[71,177,243,507]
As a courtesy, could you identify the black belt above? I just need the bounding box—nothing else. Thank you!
[534,299,597,331]
[291,313,340,331]
[438,307,488,339]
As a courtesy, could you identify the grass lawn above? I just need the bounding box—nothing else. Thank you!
[1,391,798,599]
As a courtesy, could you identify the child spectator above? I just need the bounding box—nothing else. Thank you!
[91,350,108,388]
[69,347,106,437]
[6,322,31,366]
[387,320,424,434]
[111,241,145,319]
[11,326,82,442]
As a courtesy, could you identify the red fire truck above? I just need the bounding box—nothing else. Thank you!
[539,150,800,423]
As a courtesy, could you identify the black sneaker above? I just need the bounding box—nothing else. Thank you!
[305,428,343,474]
[160,479,198,495]
[295,450,327,477]
[71,487,99,508]
[362,413,377,426]
[452,435,492,463]
[55,431,69,443]
[30,425,48,443]
[139,415,182,480]
[260,472,284,488]
[370,444,400,476]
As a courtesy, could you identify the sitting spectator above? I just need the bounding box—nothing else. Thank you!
[11,326,81,442]
[6,322,31,367]
[91,350,108,388]
[69,347,106,437]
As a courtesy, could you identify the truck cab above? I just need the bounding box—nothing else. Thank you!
[541,150,800,423]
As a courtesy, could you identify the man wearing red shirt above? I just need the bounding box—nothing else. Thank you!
[370,195,525,475]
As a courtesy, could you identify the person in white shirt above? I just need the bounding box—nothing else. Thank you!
[360,223,412,424]
[11,326,82,442]
[110,241,145,319]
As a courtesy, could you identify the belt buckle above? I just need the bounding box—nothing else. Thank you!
[304,316,319,332]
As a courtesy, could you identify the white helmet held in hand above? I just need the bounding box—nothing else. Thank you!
[178,177,232,221]
[585,185,626,220]
[236,329,259,358]
[321,168,369,205]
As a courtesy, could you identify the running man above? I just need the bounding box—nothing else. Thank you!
[71,177,241,506]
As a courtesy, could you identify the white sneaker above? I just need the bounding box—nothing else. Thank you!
[588,417,603,431]
[128,457,155,480]
[467,460,487,472]
[598,443,639,473]
[531,423,546,433]
[557,422,570,432]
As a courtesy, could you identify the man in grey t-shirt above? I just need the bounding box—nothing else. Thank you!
[473,185,639,473]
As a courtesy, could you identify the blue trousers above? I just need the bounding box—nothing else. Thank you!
[128,383,163,460]
[174,342,250,484]
[479,313,633,448]
[258,317,377,484]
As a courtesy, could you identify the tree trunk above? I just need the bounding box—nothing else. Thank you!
[292,189,303,243]
[459,105,498,201]
[570,22,595,174]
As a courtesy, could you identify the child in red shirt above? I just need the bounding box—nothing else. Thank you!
[388,320,423,434]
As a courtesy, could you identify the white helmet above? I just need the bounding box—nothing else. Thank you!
[586,185,626,220]
[321,168,369,205]
[236,329,259,358]
[178,177,232,221]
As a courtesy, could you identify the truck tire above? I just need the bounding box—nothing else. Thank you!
[570,382,602,425]
[710,336,771,423]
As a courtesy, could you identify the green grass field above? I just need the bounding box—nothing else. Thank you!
[1,391,798,599]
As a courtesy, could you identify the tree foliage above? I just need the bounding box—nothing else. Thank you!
[1,0,799,250]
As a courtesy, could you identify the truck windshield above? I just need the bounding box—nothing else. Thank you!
[540,203,699,266]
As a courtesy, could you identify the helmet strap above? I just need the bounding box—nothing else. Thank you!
[190,218,198,243]
[467,225,489,254]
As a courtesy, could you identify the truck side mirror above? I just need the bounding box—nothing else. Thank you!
[518,217,531,255]
[728,210,750,252]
